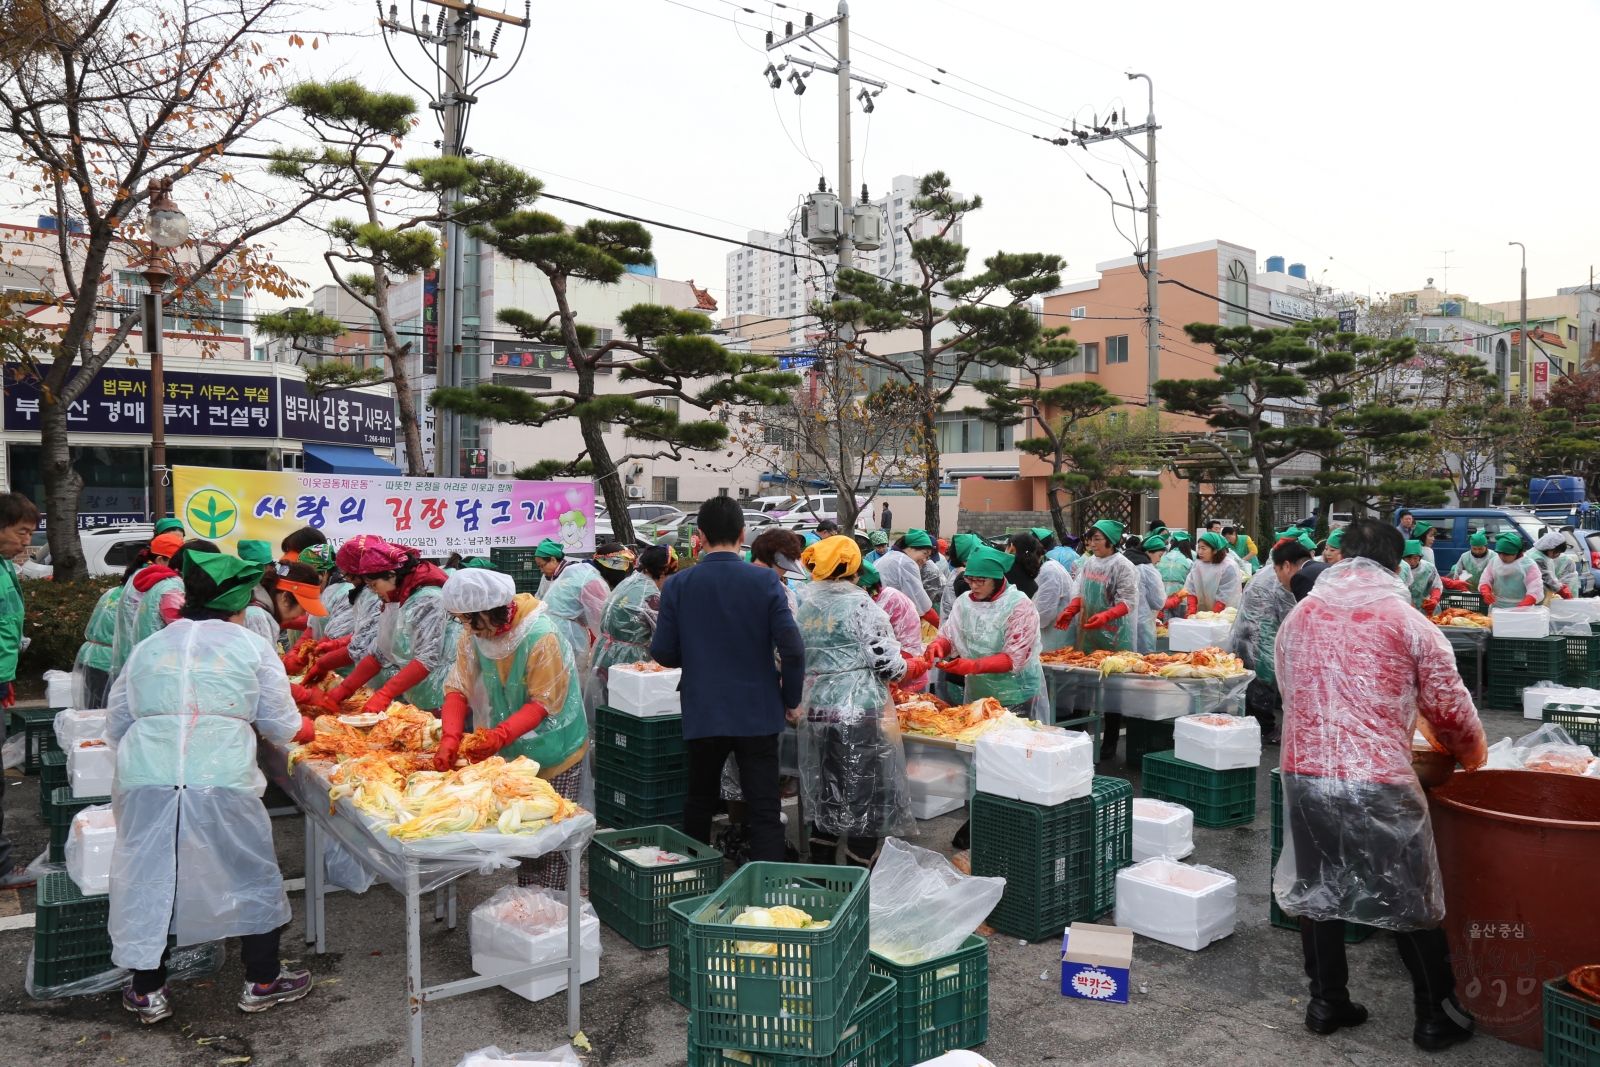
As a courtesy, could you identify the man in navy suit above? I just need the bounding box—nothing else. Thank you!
[650,495,805,861]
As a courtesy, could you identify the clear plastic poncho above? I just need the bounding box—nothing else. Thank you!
[1528,549,1577,596]
[1184,558,1242,611]
[106,573,143,682]
[111,573,182,683]
[876,549,932,615]
[872,584,926,692]
[1271,558,1486,931]
[1479,554,1543,608]
[1033,557,1077,655]
[796,581,914,839]
[313,581,355,641]
[1133,562,1165,653]
[940,583,1046,716]
[1156,549,1192,597]
[105,619,304,969]
[346,585,385,665]
[382,586,462,711]
[243,587,280,649]
[1073,551,1140,653]
[585,571,659,712]
[1450,549,1491,587]
[71,585,122,710]
[1227,571,1295,685]
[540,561,609,677]
[919,558,946,610]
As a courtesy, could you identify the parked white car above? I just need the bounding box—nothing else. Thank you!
[20,524,156,579]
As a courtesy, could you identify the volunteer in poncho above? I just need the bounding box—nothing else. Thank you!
[591,541,636,592]
[107,549,318,1023]
[236,540,284,647]
[1030,533,1077,655]
[1045,529,1080,571]
[928,545,1048,719]
[279,545,354,679]
[301,535,387,683]
[532,538,609,677]
[1413,521,1438,568]
[1127,533,1168,653]
[1053,520,1141,759]
[867,529,890,560]
[1401,539,1442,614]
[1156,530,1194,617]
[108,527,186,683]
[856,559,930,693]
[939,532,983,619]
[1528,531,1577,600]
[586,545,676,712]
[877,529,941,626]
[794,535,913,867]
[1173,530,1243,616]
[74,554,139,709]
[1273,519,1486,1048]
[1441,531,1491,592]
[1477,531,1542,610]
[1322,527,1345,564]
[440,567,589,888]
[1230,537,1304,741]
[324,539,460,714]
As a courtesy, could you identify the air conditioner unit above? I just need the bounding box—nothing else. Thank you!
[626,485,646,499]
[490,459,514,477]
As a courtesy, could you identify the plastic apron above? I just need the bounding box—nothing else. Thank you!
[948,584,1045,713]
[1133,563,1164,654]
[796,582,914,839]
[1451,551,1490,587]
[1229,577,1292,685]
[1404,558,1439,609]
[124,575,183,669]
[1483,556,1541,609]
[1076,553,1136,653]
[541,563,601,677]
[72,585,122,709]
[1184,559,1241,611]
[1033,558,1076,655]
[472,614,587,773]
[107,620,297,970]
[387,586,460,711]
[585,571,657,713]
[243,603,280,650]
[312,581,354,641]
[1156,551,1192,598]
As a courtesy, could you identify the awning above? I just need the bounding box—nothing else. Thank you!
[302,443,402,475]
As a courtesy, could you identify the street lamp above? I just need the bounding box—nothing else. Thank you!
[1509,241,1526,401]
[143,177,186,523]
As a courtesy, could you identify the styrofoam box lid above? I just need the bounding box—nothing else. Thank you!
[610,663,680,678]
[1132,798,1190,823]
[1175,714,1256,732]
[1170,618,1231,632]
[979,727,1089,752]
[1119,858,1234,896]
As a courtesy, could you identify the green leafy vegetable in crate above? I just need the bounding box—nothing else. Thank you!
[731,905,829,955]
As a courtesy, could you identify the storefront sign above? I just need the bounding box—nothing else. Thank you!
[278,379,396,448]
[4,363,275,437]
[1268,292,1315,321]
[171,466,595,555]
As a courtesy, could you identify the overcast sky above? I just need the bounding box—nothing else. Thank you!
[255,0,1599,320]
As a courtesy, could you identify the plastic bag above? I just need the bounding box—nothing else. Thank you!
[65,803,115,896]
[43,669,73,708]
[324,838,377,894]
[453,1046,580,1067]
[1,731,21,771]
[1508,723,1596,775]
[25,939,225,1000]
[1484,738,1521,769]
[868,837,1005,964]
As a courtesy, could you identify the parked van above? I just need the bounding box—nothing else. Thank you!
[1394,508,1594,594]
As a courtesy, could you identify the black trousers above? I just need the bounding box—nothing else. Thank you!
[809,831,880,868]
[1300,918,1456,1012]
[132,927,283,995]
[1246,677,1281,736]
[0,736,11,877]
[81,666,111,712]
[684,734,784,863]
[1099,713,1122,762]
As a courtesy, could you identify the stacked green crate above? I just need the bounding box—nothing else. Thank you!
[1440,590,1485,613]
[667,893,711,1007]
[1090,776,1133,918]
[589,825,723,949]
[489,547,544,593]
[1561,632,1600,689]
[1140,751,1255,829]
[687,973,898,1067]
[33,871,111,989]
[12,706,61,774]
[870,933,988,1065]
[39,749,67,820]
[1486,636,1566,710]
[593,706,687,829]
[971,790,1095,940]
[1543,703,1600,752]
[1123,719,1175,765]
[1268,769,1372,943]
[1543,977,1600,1067]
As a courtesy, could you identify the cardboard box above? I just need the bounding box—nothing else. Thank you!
[1060,922,1133,1003]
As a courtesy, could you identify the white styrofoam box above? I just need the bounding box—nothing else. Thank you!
[53,708,106,751]
[1523,683,1577,720]
[1491,607,1550,639]
[1166,618,1233,653]
[66,806,115,896]
[67,740,114,799]
[606,664,681,717]
[44,669,73,708]
[911,794,965,820]
[469,888,601,1002]
[1172,714,1262,770]
[905,746,971,802]
[975,727,1092,807]
[1131,798,1194,862]
[1548,600,1597,635]
[1113,859,1237,951]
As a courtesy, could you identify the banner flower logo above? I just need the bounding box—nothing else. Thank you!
[186,488,239,538]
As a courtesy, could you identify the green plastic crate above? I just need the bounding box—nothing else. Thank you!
[1488,635,1567,679]
[1487,679,1533,711]
[13,706,62,774]
[39,749,67,819]
[596,706,687,767]
[1269,768,1283,852]
[1442,590,1485,613]
[595,797,682,832]
[1544,977,1600,1067]
[1544,703,1600,752]
[668,893,712,1007]
[489,546,545,579]
[590,825,724,949]
[687,862,871,1057]
[1123,719,1175,764]
[33,871,112,987]
[970,790,1095,940]
[1140,751,1255,829]
[871,933,989,1065]
[1563,633,1600,688]
[1091,776,1133,919]
[687,973,898,1067]
[49,786,109,862]
[593,764,687,829]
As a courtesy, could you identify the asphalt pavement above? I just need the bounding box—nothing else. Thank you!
[0,706,1545,1067]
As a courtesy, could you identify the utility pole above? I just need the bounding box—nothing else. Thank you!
[1510,241,1527,401]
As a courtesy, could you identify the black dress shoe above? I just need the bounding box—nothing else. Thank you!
[1305,998,1369,1034]
[1414,997,1474,1050]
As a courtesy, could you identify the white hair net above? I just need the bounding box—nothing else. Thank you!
[1535,532,1567,553]
[441,568,517,614]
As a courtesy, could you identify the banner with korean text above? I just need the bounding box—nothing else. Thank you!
[170,467,595,558]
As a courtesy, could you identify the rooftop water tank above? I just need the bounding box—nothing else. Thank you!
[1288,263,1307,279]
[1265,256,1285,274]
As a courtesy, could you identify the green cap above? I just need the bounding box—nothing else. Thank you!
[182,549,266,613]
[1142,533,1169,551]
[1170,530,1193,543]
[1091,519,1124,545]
[950,532,981,565]
[236,539,274,565]
[1326,528,1344,550]
[1199,530,1229,553]
[1469,531,1489,547]
[856,559,882,587]
[869,530,888,546]
[1404,539,1424,558]
[1414,520,1433,535]
[462,557,499,570]
[153,517,185,536]
[902,528,934,549]
[1030,526,1056,543]
[1296,533,1317,552]
[1495,531,1524,554]
[298,544,337,572]
[964,545,1016,580]
[534,538,565,560]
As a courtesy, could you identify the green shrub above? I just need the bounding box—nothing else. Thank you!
[17,576,120,679]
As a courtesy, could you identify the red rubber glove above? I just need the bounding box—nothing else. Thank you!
[434,691,470,770]
[315,636,351,655]
[1213,602,1226,613]
[326,655,382,706]
[307,645,352,682]
[282,614,309,631]
[1081,602,1130,632]
[1479,588,1495,605]
[1441,577,1468,591]
[1517,595,1538,608]
[363,659,433,713]
[1162,593,1184,611]
[920,608,940,627]
[1,681,14,708]
[924,636,954,662]
[289,683,339,715]
[937,654,1013,676]
[1421,596,1439,615]
[1561,586,1574,600]
[481,701,549,757]
[292,715,317,744]
[1053,598,1083,631]
[282,635,316,675]
[1186,594,1199,617]
[900,652,930,682]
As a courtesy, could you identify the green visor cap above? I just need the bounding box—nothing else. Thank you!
[902,528,934,549]
[534,539,565,559]
[1495,532,1524,554]
[182,549,266,613]
[963,545,1017,580]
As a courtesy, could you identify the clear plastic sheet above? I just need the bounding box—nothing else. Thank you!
[1133,562,1165,654]
[26,939,225,1001]
[259,739,596,897]
[453,1045,580,1067]
[867,837,1004,965]
[1102,671,1253,721]
[324,838,378,894]
[1227,574,1294,684]
[940,582,1045,715]
[876,549,932,615]
[1034,557,1077,655]
[65,803,114,896]
[1272,557,1485,931]
[1182,558,1242,611]
[584,572,657,714]
[1114,859,1236,951]
[1,731,21,770]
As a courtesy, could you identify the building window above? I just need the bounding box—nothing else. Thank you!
[934,414,1013,454]
[1570,324,1579,341]
[1070,306,1087,319]
[1050,341,1099,375]
[652,476,678,502]
[1226,260,1249,327]
[1106,335,1129,364]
